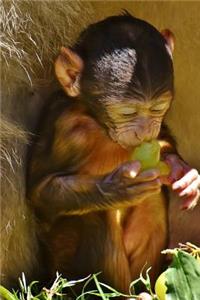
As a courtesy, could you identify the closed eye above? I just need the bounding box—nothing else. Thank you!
[120,107,137,117]
[122,112,137,117]
[151,102,170,112]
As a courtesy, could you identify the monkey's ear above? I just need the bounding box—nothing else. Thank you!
[161,29,175,58]
[55,47,84,97]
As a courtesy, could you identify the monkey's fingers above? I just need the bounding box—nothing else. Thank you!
[172,169,199,190]
[122,161,141,178]
[181,190,200,210]
[120,169,160,188]
[164,154,189,184]
[177,176,200,197]
[126,178,161,195]
[105,161,141,183]
[128,188,161,203]
[126,168,160,185]
[167,164,184,184]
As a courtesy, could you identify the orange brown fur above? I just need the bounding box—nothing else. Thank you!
[28,101,168,292]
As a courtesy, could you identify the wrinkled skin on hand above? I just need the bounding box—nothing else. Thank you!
[162,154,200,210]
[98,161,162,205]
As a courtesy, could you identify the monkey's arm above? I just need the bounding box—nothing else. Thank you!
[27,106,161,223]
[29,164,161,223]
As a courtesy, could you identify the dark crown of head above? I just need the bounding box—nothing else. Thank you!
[73,11,166,61]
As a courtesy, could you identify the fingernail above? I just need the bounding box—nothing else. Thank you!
[172,182,180,190]
[129,161,141,177]
[179,190,187,197]
[130,170,137,178]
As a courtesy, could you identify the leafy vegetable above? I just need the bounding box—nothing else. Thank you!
[1,244,200,300]
[165,249,200,300]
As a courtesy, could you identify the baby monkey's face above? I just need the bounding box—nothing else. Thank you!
[80,44,173,149]
[100,92,172,149]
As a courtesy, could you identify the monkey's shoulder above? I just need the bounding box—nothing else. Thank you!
[50,107,105,167]
[37,91,75,130]
[34,90,98,144]
[31,93,102,166]
[28,95,100,186]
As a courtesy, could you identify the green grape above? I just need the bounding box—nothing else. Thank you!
[157,161,171,176]
[130,140,160,170]
[155,272,167,300]
[130,140,171,175]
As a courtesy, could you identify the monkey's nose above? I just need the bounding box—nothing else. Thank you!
[135,130,143,141]
[135,126,150,141]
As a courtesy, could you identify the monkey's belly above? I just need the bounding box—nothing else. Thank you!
[48,192,167,287]
[105,191,167,282]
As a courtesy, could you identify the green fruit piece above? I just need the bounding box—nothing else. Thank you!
[130,140,160,171]
[155,272,167,300]
[157,161,171,176]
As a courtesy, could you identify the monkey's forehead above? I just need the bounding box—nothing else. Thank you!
[94,48,137,86]
[87,45,173,97]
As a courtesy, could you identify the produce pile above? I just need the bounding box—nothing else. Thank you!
[0,243,199,300]
[155,243,200,300]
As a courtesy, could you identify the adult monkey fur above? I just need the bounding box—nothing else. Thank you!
[0,0,93,288]
[27,14,200,293]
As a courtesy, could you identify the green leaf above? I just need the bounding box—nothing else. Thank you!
[0,285,18,300]
[165,250,200,300]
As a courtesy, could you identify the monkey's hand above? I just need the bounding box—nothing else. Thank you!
[98,161,162,205]
[30,161,161,221]
[162,154,200,210]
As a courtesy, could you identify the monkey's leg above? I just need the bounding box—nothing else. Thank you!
[103,210,132,295]
[46,216,84,280]
[46,213,128,290]
[123,192,168,284]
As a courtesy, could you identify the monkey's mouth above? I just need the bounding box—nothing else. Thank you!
[108,127,143,149]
